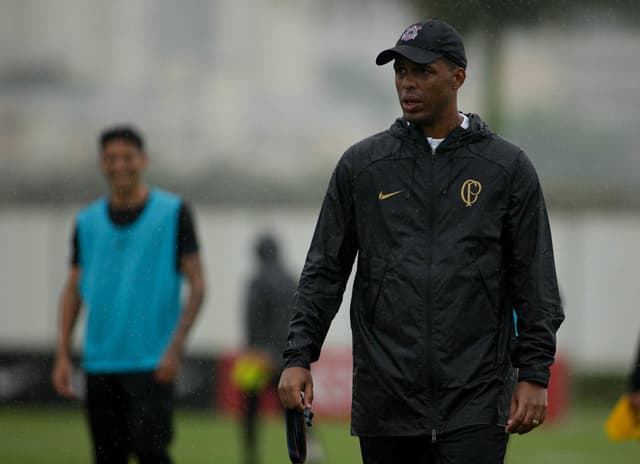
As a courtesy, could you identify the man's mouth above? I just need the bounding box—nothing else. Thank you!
[111,174,134,184]
[401,95,422,112]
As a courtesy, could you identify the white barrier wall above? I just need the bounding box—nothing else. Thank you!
[0,206,638,372]
[0,205,354,356]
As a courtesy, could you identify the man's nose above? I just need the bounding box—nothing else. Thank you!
[399,74,416,89]
[109,158,128,171]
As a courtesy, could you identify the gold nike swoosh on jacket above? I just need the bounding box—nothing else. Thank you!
[378,190,404,200]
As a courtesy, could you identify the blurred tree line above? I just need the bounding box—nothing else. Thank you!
[2,1,639,209]
[410,0,640,130]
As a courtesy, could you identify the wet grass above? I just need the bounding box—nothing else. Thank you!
[0,404,637,463]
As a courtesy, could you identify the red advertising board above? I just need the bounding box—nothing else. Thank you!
[216,349,569,423]
[216,348,353,418]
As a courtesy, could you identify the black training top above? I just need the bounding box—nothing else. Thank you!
[71,200,199,270]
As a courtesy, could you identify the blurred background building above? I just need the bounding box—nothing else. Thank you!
[1,0,640,404]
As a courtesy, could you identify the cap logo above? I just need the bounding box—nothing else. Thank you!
[400,24,422,42]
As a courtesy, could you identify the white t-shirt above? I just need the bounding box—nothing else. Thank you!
[427,113,469,152]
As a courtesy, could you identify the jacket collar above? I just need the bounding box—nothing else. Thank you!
[388,113,492,153]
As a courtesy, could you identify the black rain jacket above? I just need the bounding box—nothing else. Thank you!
[283,114,564,437]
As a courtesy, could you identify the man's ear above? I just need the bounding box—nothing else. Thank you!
[452,68,466,90]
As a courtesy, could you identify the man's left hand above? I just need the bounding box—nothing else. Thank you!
[155,347,181,383]
[506,381,547,434]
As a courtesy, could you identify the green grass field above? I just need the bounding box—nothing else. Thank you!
[0,405,637,463]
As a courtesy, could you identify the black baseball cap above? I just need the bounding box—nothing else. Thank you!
[376,19,467,69]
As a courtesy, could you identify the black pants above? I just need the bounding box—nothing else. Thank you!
[359,425,509,464]
[243,391,260,464]
[86,372,174,464]
[242,378,282,464]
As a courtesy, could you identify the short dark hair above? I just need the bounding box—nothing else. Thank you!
[99,125,145,151]
[441,57,462,71]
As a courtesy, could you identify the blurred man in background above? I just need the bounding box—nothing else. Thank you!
[238,233,296,464]
[278,19,564,463]
[51,125,205,464]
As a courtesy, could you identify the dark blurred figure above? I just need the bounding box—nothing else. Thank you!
[241,233,296,464]
[247,234,295,365]
[629,339,640,411]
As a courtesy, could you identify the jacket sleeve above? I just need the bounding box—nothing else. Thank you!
[283,153,358,369]
[505,151,565,387]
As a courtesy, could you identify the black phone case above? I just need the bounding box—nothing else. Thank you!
[285,408,307,463]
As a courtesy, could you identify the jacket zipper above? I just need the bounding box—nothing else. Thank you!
[427,146,439,440]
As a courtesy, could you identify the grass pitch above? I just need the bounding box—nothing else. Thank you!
[0,404,637,463]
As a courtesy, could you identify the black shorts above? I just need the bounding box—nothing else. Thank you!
[85,371,174,464]
[359,424,509,464]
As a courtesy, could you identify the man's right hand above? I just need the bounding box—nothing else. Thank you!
[52,354,76,399]
[278,366,314,411]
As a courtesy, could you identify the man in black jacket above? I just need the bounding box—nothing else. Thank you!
[278,19,564,463]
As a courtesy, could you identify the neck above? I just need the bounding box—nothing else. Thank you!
[109,184,149,209]
[421,109,462,139]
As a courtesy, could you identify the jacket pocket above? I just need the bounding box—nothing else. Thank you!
[363,256,389,324]
[469,251,510,366]
[469,249,501,316]
[473,262,499,316]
